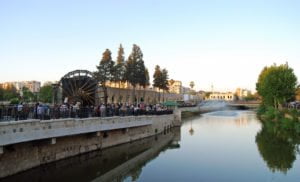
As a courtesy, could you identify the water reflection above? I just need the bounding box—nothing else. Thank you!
[256,121,300,173]
[0,128,181,182]
[3,110,300,181]
[201,110,258,127]
[189,121,194,136]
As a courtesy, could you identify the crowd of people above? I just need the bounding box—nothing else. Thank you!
[0,102,173,121]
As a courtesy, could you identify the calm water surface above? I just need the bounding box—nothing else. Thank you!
[2,110,300,182]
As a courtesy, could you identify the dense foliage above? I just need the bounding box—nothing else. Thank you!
[153,65,169,102]
[256,63,297,109]
[21,87,35,102]
[94,44,152,104]
[39,84,53,103]
[94,49,115,104]
[113,44,126,86]
[0,85,19,103]
[125,44,149,103]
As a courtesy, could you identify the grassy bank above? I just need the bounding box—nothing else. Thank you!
[257,105,300,135]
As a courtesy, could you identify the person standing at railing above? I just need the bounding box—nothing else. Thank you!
[15,102,23,121]
[34,102,39,119]
[37,104,43,120]
[100,104,106,117]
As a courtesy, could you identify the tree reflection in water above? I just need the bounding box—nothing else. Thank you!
[256,121,300,173]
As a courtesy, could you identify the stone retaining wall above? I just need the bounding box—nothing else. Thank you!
[0,114,178,178]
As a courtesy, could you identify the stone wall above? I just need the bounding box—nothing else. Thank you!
[1,128,180,182]
[0,114,178,178]
[102,87,183,104]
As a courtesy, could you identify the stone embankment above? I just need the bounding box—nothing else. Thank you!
[0,111,181,178]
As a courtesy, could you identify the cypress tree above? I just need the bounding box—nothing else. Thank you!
[126,44,144,103]
[161,68,169,102]
[153,65,163,102]
[94,49,115,105]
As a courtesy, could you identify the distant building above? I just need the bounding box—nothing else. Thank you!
[0,81,41,93]
[235,88,251,100]
[168,80,182,94]
[197,90,206,100]
[97,81,183,103]
[208,92,235,101]
[181,86,192,94]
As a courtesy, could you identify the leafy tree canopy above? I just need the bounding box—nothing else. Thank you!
[94,49,115,86]
[113,44,126,83]
[256,63,297,108]
[94,49,115,105]
[39,84,53,103]
[125,44,146,88]
[21,87,35,102]
[0,84,19,101]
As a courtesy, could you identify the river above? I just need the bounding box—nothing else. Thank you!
[1,110,300,182]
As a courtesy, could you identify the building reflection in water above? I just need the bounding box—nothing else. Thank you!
[0,127,181,182]
[200,110,258,127]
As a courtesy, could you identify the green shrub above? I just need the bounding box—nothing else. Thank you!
[294,123,300,134]
[289,109,300,122]
[10,97,19,104]
[265,106,282,121]
[257,105,267,116]
[280,118,294,130]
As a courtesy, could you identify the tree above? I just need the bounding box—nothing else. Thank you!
[21,87,35,102]
[125,44,144,103]
[39,84,53,103]
[153,66,169,102]
[153,65,163,102]
[94,49,115,105]
[113,44,126,85]
[113,44,127,102]
[0,87,4,101]
[190,81,195,89]
[161,68,169,102]
[140,68,150,102]
[295,86,300,101]
[142,68,150,88]
[256,63,297,109]
[2,84,19,101]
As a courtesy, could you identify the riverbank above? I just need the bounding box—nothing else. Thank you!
[0,128,180,182]
[257,106,300,135]
[0,113,180,178]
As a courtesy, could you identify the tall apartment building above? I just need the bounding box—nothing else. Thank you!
[168,80,182,94]
[0,81,41,93]
[235,88,251,100]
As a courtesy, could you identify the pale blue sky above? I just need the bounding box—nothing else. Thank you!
[1,0,300,92]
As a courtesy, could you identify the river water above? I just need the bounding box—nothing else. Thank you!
[2,110,300,182]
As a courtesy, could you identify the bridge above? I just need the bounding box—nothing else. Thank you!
[178,100,261,116]
[227,101,260,109]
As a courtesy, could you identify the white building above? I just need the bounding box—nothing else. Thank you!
[0,81,41,93]
[168,80,182,94]
[235,88,251,100]
[208,92,235,101]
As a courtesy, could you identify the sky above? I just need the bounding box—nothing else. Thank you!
[1,0,300,92]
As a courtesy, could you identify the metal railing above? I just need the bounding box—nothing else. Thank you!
[0,105,173,122]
